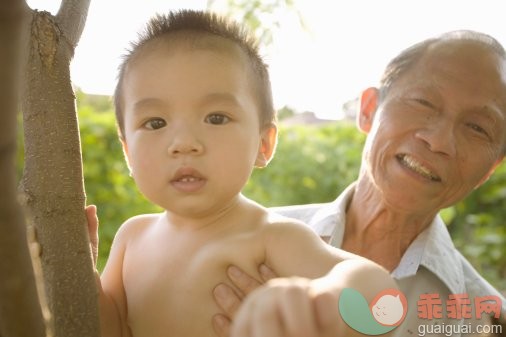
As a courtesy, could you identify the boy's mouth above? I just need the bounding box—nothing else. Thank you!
[170,167,207,192]
[174,175,203,183]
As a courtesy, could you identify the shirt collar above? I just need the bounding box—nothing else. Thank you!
[317,183,465,295]
[395,215,466,295]
[306,183,355,244]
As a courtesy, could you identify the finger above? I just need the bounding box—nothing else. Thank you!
[26,224,36,242]
[85,204,98,236]
[26,225,42,257]
[213,283,243,318]
[232,283,294,337]
[230,294,260,337]
[85,204,99,266]
[313,292,341,336]
[212,314,231,337]
[227,265,263,296]
[230,321,251,337]
[259,263,277,282]
[280,286,318,337]
[250,297,284,337]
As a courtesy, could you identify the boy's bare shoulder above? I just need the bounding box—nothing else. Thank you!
[264,210,358,259]
[266,211,311,229]
[261,210,356,278]
[262,211,319,239]
[114,212,164,243]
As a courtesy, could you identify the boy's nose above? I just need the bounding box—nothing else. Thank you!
[167,128,204,156]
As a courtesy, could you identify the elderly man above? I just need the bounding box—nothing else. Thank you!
[212,30,506,337]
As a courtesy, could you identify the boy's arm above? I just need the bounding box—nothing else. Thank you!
[98,239,131,337]
[262,220,358,278]
[230,258,397,337]
[87,206,131,337]
[214,221,398,337]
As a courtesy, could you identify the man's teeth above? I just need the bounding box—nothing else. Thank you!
[399,155,440,181]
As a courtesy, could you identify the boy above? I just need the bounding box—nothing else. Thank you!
[96,9,397,337]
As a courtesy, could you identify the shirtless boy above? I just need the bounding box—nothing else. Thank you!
[96,9,398,337]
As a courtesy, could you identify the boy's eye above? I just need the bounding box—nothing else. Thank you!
[144,118,166,130]
[205,113,230,125]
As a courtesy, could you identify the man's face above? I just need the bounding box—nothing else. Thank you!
[362,41,506,212]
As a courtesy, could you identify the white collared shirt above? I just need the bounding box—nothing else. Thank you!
[272,183,505,337]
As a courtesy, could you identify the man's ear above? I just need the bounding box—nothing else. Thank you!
[357,87,379,134]
[255,124,278,168]
[475,157,503,188]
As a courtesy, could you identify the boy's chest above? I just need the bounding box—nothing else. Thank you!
[122,229,266,337]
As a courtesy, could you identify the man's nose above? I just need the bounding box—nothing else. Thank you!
[414,121,457,157]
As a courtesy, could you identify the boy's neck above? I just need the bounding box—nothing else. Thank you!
[163,194,264,234]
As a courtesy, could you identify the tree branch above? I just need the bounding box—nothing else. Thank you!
[56,0,91,49]
[21,0,100,336]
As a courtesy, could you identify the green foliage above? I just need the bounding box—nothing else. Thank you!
[207,0,305,46]
[78,100,161,271]
[68,94,506,290]
[243,122,364,206]
[444,162,506,291]
[277,105,296,120]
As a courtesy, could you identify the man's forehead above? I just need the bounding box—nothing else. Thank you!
[389,40,506,116]
[425,39,494,63]
[419,40,506,85]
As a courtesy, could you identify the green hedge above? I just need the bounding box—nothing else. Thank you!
[78,104,162,271]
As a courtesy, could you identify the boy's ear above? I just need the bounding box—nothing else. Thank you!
[120,137,133,172]
[255,124,278,168]
[357,87,379,134]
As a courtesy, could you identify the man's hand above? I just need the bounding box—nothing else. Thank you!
[212,264,277,337]
[26,204,99,265]
[26,224,41,258]
[85,204,99,268]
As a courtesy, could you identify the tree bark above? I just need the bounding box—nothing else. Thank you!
[20,0,100,336]
[0,1,47,337]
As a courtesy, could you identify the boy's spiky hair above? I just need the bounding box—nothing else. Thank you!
[114,9,275,140]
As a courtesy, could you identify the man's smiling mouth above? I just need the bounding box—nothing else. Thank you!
[396,154,441,182]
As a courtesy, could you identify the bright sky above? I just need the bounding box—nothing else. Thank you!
[26,0,506,120]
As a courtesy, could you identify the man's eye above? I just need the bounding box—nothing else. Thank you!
[413,98,435,109]
[467,123,489,137]
[144,118,166,130]
[205,113,230,125]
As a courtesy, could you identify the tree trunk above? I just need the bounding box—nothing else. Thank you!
[0,1,47,336]
[20,0,100,336]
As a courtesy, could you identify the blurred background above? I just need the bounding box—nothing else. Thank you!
[27,0,506,120]
[23,0,506,291]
